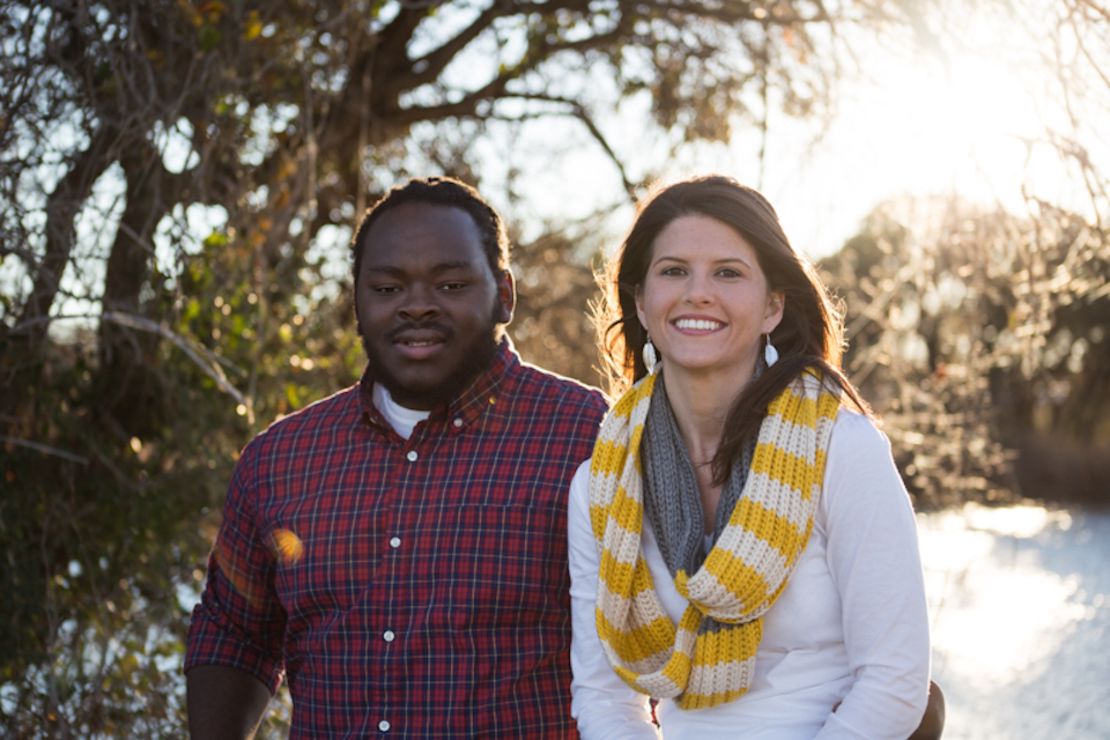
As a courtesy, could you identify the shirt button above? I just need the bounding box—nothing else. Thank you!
[378,719,391,732]
[406,450,418,462]
[383,629,395,642]
[452,417,463,428]
[389,536,401,548]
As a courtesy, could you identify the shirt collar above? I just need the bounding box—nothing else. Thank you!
[358,337,518,434]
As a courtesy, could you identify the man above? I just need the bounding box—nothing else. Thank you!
[185,177,607,737]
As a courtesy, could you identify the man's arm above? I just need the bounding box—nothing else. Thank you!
[187,665,272,740]
[908,681,945,740]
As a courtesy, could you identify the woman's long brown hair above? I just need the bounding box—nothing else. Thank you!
[596,175,872,485]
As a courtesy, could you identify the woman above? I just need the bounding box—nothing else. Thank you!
[568,175,933,738]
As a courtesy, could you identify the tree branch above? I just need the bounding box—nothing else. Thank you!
[0,436,90,465]
[500,93,638,202]
[391,22,629,126]
[100,311,253,422]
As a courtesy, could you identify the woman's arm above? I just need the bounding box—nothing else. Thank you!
[815,412,932,739]
[567,461,661,740]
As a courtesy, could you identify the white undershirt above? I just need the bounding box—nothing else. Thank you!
[372,383,430,439]
[568,408,931,739]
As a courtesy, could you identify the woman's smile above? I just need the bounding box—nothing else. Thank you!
[672,316,725,333]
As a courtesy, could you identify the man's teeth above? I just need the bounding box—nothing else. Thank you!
[403,339,437,346]
[675,319,722,331]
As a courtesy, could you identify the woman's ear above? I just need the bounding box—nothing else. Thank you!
[763,290,785,334]
[634,284,647,329]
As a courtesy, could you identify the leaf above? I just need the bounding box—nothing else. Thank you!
[243,10,263,41]
[203,230,229,249]
[198,25,222,51]
[183,298,201,322]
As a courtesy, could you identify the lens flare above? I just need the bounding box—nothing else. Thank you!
[271,528,305,564]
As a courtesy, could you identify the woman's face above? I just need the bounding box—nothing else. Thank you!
[635,213,783,382]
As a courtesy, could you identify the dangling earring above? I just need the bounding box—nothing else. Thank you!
[763,334,779,367]
[643,336,659,373]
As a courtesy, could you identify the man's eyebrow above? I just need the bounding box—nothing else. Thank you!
[364,260,479,275]
[429,260,477,273]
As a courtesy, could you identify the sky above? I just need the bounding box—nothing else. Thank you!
[9,0,1106,331]
[488,0,1106,262]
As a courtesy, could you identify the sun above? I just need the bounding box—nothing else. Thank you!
[735,2,1097,257]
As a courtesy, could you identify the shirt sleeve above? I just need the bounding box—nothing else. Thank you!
[815,411,931,739]
[568,460,661,740]
[184,443,287,692]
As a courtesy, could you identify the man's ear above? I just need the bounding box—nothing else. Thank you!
[496,269,515,324]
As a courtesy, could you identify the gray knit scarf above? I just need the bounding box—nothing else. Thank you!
[642,374,756,584]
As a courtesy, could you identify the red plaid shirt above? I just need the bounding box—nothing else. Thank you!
[186,341,607,737]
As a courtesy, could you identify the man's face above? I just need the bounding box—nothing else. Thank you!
[355,201,514,410]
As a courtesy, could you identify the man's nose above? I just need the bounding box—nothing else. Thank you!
[398,285,440,321]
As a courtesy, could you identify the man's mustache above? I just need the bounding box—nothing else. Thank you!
[385,322,454,342]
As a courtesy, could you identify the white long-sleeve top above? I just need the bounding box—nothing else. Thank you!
[568,408,931,739]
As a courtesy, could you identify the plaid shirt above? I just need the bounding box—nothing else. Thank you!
[186,341,607,737]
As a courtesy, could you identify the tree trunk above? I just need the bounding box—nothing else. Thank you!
[95,141,170,438]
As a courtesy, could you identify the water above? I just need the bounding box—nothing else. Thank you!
[918,504,1110,739]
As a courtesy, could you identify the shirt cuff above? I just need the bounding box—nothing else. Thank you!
[184,601,285,694]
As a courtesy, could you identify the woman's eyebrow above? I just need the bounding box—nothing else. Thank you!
[650,255,753,269]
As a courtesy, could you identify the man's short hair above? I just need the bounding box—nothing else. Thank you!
[350,177,510,284]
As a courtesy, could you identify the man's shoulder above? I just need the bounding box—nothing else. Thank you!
[509,360,608,417]
[246,384,361,451]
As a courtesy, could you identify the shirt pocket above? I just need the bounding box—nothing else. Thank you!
[431,497,570,628]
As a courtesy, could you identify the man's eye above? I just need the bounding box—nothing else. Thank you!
[372,285,401,295]
[439,282,467,291]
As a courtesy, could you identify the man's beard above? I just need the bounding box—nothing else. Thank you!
[361,306,503,409]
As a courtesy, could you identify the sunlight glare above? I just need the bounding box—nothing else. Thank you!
[919,504,1087,688]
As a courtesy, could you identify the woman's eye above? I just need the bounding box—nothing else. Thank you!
[660,266,686,277]
[717,268,741,278]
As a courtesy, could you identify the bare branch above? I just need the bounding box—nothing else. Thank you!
[0,435,89,465]
[100,311,253,421]
[392,22,628,126]
[500,93,638,202]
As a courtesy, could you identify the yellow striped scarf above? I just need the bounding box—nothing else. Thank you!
[588,370,841,709]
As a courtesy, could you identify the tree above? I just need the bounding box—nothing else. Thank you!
[817,0,1110,509]
[1,0,929,733]
[822,194,1110,509]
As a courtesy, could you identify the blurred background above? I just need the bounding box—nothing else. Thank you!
[1,0,1106,736]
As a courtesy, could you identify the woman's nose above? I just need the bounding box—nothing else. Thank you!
[682,273,713,305]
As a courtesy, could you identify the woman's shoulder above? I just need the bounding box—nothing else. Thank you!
[821,405,912,518]
[829,404,891,457]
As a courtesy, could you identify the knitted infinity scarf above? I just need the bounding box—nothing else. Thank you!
[642,375,756,578]
[587,370,841,710]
